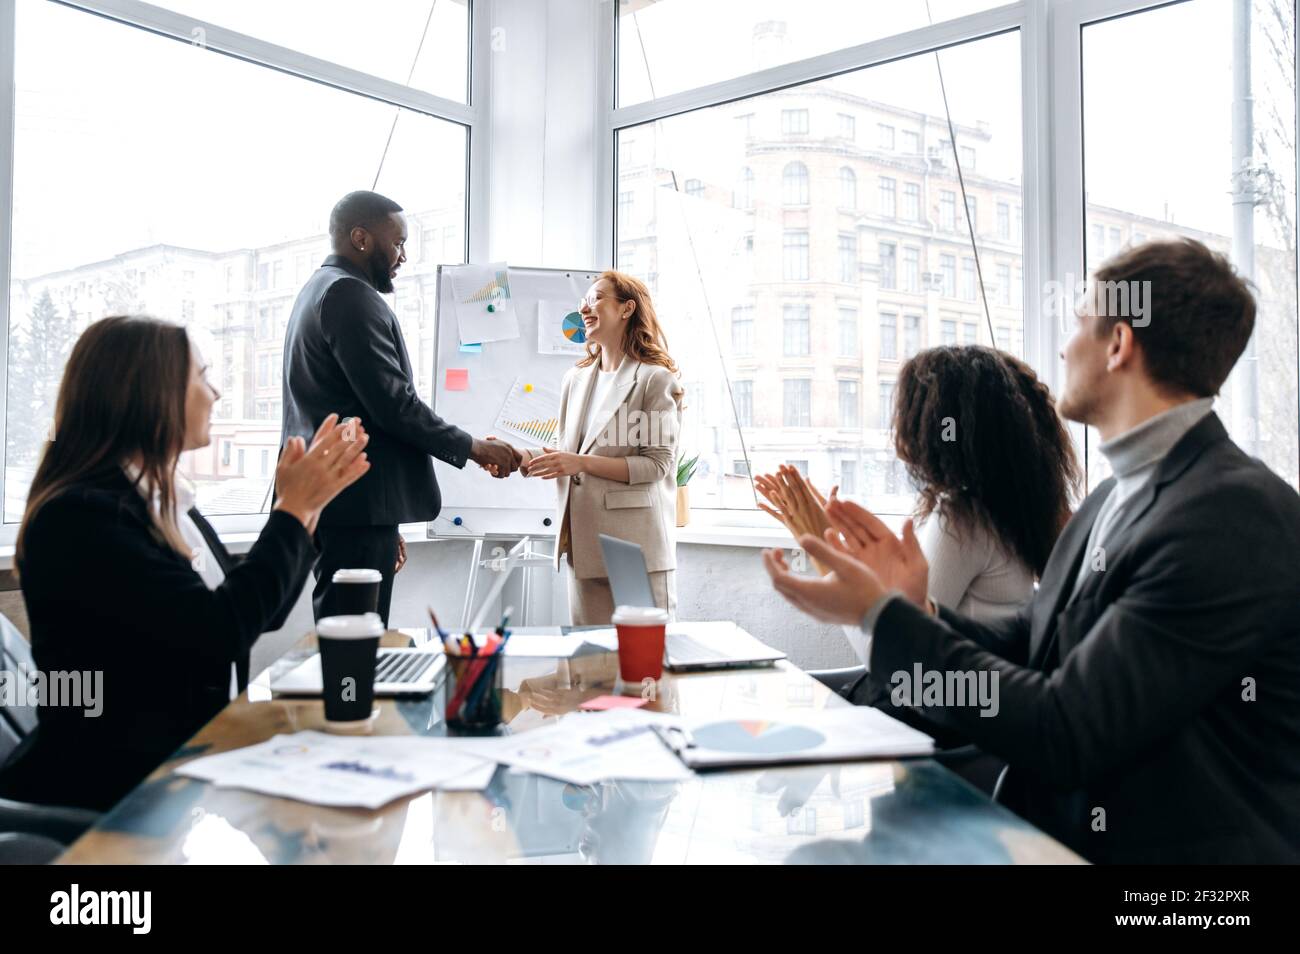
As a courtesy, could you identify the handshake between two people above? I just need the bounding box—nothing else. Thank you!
[755,463,936,629]
[472,438,582,480]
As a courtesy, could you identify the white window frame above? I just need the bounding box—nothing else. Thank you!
[0,0,491,542]
[601,0,1258,527]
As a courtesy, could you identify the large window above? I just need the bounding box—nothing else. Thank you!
[1081,0,1298,490]
[4,1,470,522]
[613,28,1023,513]
[617,0,1013,106]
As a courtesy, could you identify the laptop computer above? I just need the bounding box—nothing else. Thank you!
[597,533,786,671]
[273,539,532,696]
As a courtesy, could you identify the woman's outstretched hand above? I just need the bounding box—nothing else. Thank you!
[755,464,835,574]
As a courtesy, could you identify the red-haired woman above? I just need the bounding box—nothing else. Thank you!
[520,271,683,625]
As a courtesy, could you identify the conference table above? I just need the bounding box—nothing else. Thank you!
[58,626,1084,864]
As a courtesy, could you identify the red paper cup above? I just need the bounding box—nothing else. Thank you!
[612,605,669,684]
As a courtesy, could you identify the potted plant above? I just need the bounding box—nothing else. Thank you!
[675,453,699,527]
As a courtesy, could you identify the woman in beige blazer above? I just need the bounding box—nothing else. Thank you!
[519,270,682,625]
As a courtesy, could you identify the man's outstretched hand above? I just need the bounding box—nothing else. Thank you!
[470,436,522,478]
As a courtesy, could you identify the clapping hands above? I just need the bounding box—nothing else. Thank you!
[761,492,932,627]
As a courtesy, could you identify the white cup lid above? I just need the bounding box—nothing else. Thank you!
[611,605,669,626]
[317,613,384,639]
[332,568,382,584]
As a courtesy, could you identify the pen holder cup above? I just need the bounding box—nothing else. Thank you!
[445,652,504,735]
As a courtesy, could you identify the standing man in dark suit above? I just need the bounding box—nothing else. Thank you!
[764,238,1300,863]
[282,191,520,624]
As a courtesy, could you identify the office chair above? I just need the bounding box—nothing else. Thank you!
[0,612,100,863]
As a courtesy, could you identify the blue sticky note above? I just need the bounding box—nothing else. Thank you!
[459,342,483,353]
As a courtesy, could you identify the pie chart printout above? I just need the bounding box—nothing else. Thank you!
[691,719,826,755]
[562,311,586,344]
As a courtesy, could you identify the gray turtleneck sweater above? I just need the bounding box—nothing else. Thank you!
[1068,397,1214,597]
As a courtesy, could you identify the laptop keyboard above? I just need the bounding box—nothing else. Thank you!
[375,650,441,685]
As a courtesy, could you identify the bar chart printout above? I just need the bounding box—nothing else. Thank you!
[494,376,561,447]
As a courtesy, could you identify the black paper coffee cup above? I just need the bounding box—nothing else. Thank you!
[329,568,382,617]
[317,613,383,725]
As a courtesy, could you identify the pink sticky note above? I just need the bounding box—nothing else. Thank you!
[445,368,469,391]
[579,694,649,711]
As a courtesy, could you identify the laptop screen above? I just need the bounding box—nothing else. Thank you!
[599,534,657,608]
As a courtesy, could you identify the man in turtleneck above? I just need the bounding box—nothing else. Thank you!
[763,237,1300,864]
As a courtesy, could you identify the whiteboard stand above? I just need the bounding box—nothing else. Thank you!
[458,534,557,629]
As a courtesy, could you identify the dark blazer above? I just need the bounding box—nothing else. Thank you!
[862,413,1300,863]
[0,468,314,811]
[281,255,473,527]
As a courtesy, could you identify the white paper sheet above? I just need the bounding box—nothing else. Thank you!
[462,709,693,786]
[492,376,562,447]
[536,299,588,356]
[449,262,519,344]
[176,732,495,809]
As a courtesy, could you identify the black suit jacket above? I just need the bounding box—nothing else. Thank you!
[281,255,473,526]
[0,469,314,811]
[863,413,1300,863]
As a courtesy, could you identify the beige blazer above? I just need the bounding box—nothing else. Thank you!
[553,359,681,579]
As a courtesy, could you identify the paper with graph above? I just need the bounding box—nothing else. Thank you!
[450,262,519,344]
[537,299,588,356]
[493,376,561,448]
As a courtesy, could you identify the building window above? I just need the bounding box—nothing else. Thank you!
[902,247,920,292]
[839,380,860,428]
[940,191,956,230]
[781,108,809,135]
[962,258,977,301]
[735,167,755,209]
[878,242,896,290]
[838,307,858,357]
[879,311,897,360]
[221,441,231,467]
[901,129,920,154]
[839,167,857,209]
[783,161,810,205]
[783,230,810,281]
[839,460,858,495]
[941,319,958,346]
[877,123,895,149]
[783,304,811,356]
[237,448,245,474]
[260,448,270,476]
[839,233,858,283]
[734,380,753,427]
[731,306,754,355]
[684,178,704,197]
[962,322,978,345]
[960,145,976,169]
[997,263,1011,306]
[902,182,920,221]
[878,177,896,218]
[878,382,895,430]
[838,112,856,139]
[965,195,977,233]
[939,254,956,298]
[997,201,1010,240]
[996,326,1011,351]
[903,314,921,357]
[783,379,812,427]
[618,191,634,226]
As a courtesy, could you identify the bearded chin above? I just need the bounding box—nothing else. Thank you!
[368,249,394,294]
